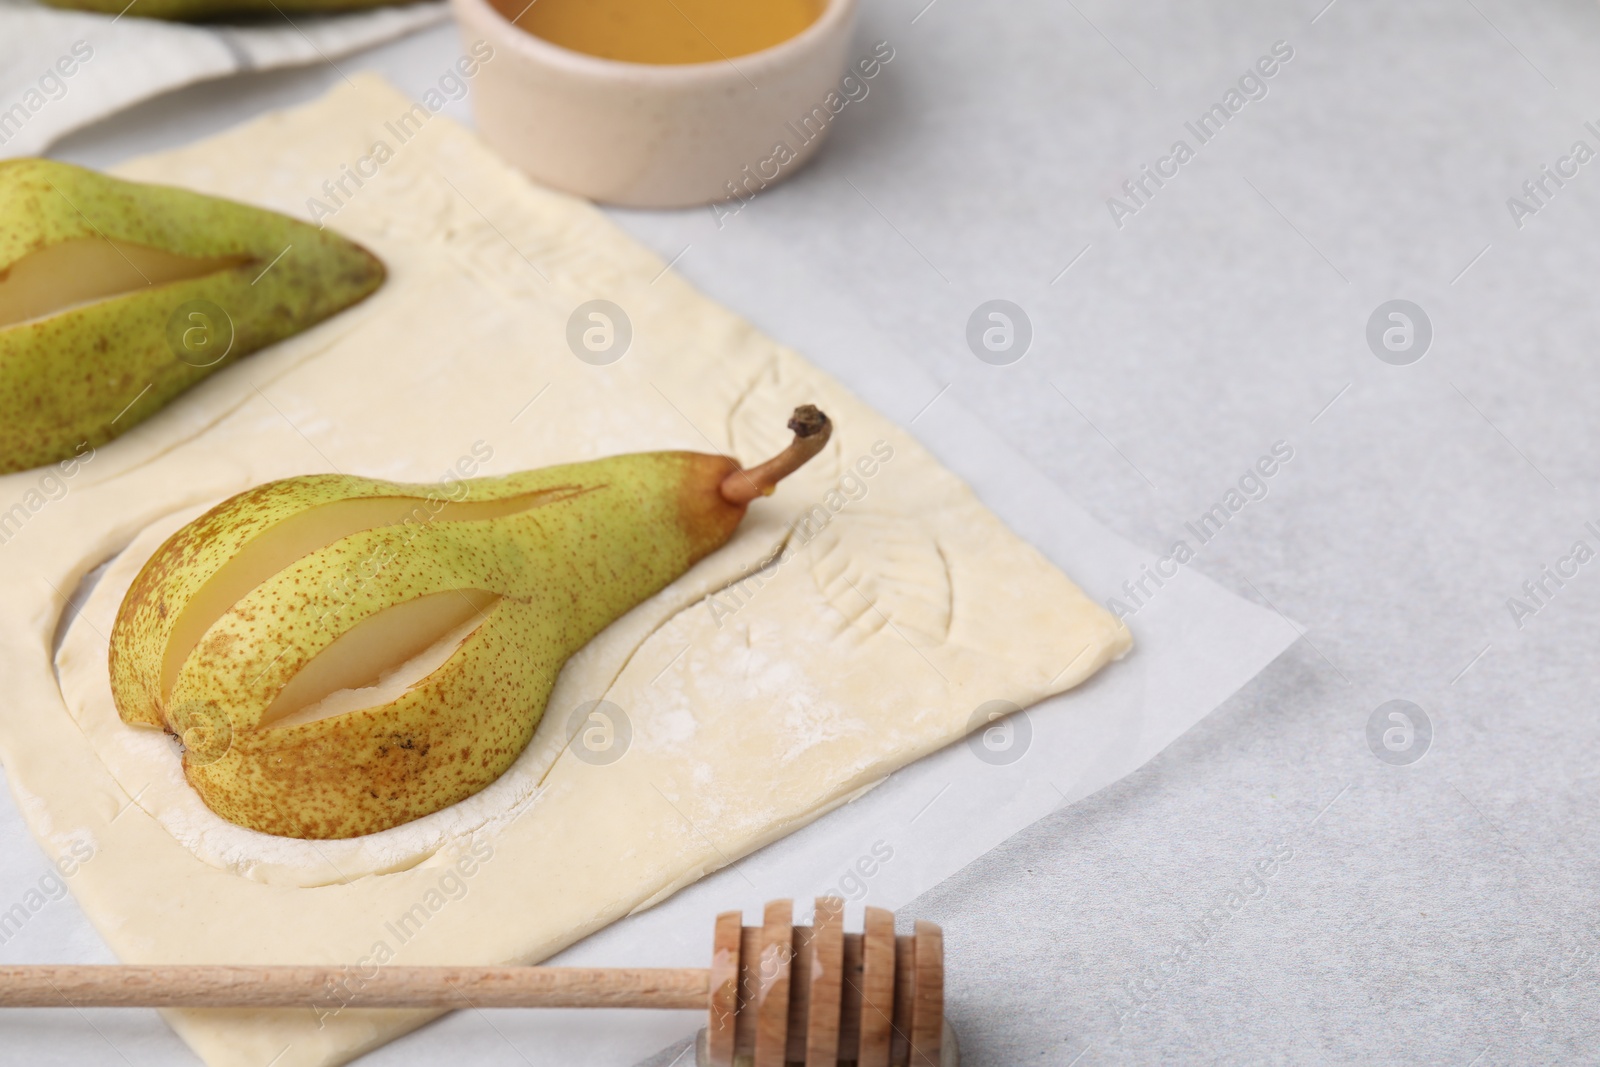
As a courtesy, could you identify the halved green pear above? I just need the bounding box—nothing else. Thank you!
[0,159,385,475]
[109,407,834,839]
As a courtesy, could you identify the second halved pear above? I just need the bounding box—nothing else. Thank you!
[110,407,833,839]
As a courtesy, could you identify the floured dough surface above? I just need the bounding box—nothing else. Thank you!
[0,76,1127,1067]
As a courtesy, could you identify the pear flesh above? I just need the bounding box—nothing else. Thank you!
[0,238,252,329]
[109,408,833,840]
[0,159,385,475]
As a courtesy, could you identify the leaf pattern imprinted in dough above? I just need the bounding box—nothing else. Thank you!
[805,513,952,647]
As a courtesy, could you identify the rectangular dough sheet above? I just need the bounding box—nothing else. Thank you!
[0,75,1127,1067]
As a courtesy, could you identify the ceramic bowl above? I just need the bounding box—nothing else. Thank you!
[450,0,859,208]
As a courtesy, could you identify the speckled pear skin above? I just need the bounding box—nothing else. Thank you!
[0,159,384,475]
[41,0,417,20]
[110,452,744,840]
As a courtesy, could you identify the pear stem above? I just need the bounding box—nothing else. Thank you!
[719,405,833,506]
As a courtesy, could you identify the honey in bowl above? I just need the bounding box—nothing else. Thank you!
[493,0,824,65]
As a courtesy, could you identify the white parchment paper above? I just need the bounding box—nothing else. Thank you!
[0,69,1296,1067]
[0,382,1294,1067]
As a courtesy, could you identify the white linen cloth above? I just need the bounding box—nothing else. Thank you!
[0,0,446,157]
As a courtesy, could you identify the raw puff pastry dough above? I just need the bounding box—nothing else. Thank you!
[0,76,1127,1067]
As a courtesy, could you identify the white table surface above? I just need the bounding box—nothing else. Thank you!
[21,0,1600,1064]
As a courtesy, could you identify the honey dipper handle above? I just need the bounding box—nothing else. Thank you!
[0,965,710,1010]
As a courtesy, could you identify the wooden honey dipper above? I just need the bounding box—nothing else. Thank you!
[0,897,954,1067]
